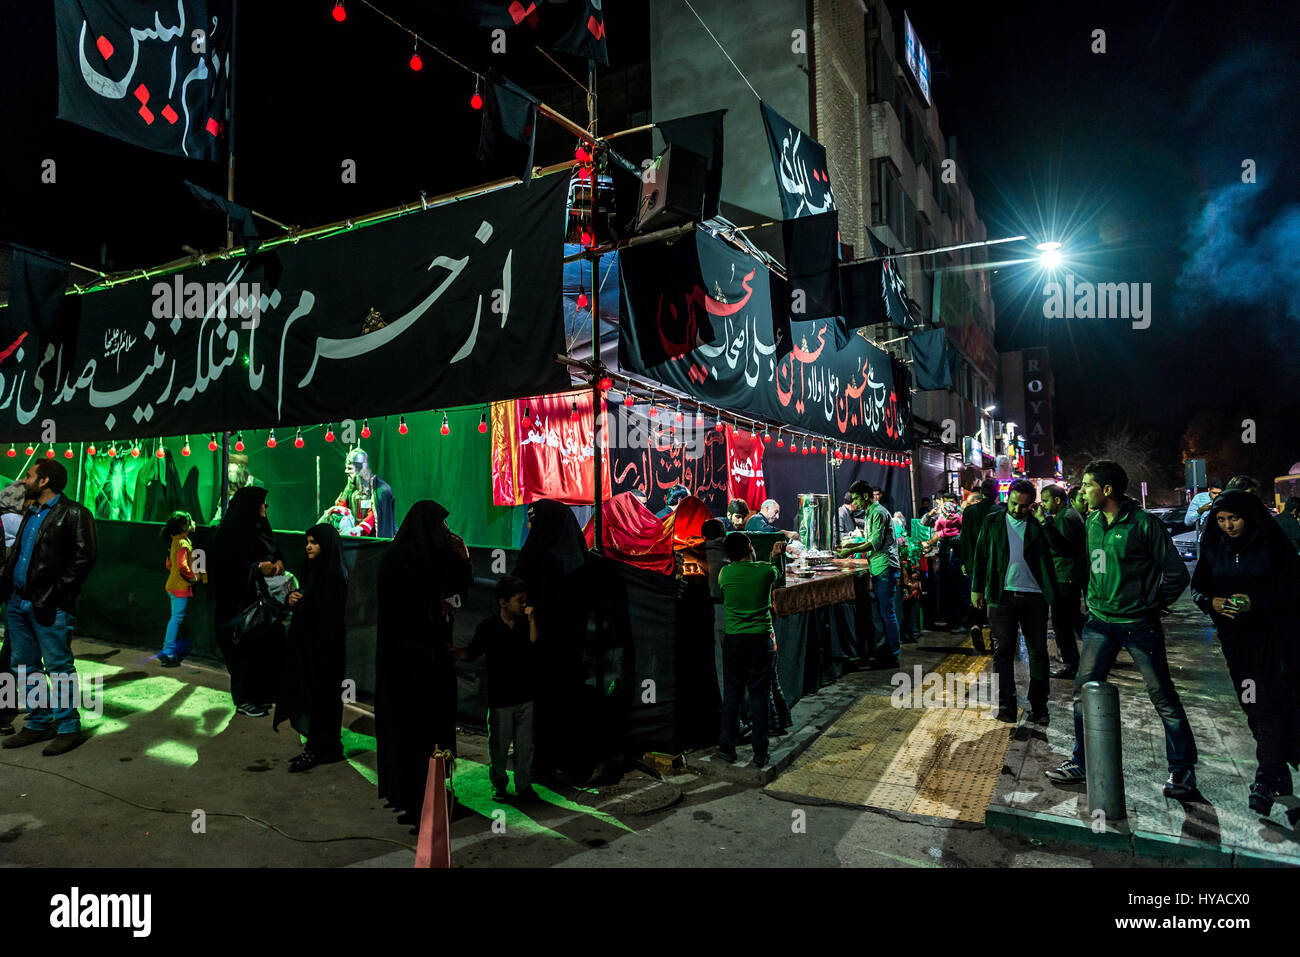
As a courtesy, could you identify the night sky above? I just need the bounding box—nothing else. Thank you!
[1,0,1297,472]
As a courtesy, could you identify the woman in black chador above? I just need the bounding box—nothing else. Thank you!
[375,501,472,821]
[513,499,592,780]
[213,486,285,717]
[275,523,349,773]
[1191,489,1300,817]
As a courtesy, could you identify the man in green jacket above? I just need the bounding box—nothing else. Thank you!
[959,478,999,653]
[1041,483,1086,680]
[971,479,1060,723]
[835,480,901,668]
[1045,460,1198,799]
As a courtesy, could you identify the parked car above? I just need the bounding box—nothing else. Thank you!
[1148,506,1194,539]
[1172,528,1199,564]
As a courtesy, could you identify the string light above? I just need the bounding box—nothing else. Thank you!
[208,435,218,451]
[522,405,531,426]
[649,403,658,417]
[440,412,450,436]
[714,419,723,433]
[598,376,613,392]
[131,443,140,458]
[108,444,117,458]
[408,39,423,72]
[570,399,578,417]
[182,437,191,457]
[623,392,635,408]
[801,442,809,455]
[234,433,245,452]
[45,447,56,459]
[6,445,14,458]
[398,416,408,435]
[577,292,589,309]
[64,445,75,459]
[764,426,771,444]
[478,412,488,434]
[331,1,346,23]
[325,424,335,443]
[361,420,371,439]
[295,428,306,448]
[267,430,277,449]
[776,430,784,448]
[87,444,97,457]
[156,444,165,458]
[695,411,704,427]
[470,76,483,111]
[675,403,683,423]
[24,444,34,456]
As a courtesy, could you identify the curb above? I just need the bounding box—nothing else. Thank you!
[986,804,1300,867]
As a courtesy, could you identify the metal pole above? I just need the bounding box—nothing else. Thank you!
[219,430,231,520]
[225,0,238,252]
[1082,680,1126,821]
[589,58,603,556]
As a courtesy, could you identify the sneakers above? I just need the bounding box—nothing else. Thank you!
[1,726,56,749]
[235,702,268,717]
[969,626,987,655]
[1163,769,1197,800]
[1045,760,1086,784]
[42,731,85,756]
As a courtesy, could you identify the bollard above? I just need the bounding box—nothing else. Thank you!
[1082,680,1126,821]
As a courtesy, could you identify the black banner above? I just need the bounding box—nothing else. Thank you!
[607,405,729,517]
[56,0,233,160]
[760,102,835,219]
[619,230,909,450]
[431,1,608,65]
[0,177,572,442]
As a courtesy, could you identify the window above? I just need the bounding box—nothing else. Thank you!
[871,157,902,232]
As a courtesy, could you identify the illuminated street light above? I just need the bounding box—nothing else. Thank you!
[1036,240,1063,269]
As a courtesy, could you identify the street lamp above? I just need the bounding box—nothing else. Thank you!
[1036,240,1063,270]
[981,404,997,414]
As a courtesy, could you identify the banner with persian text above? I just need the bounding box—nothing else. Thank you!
[618,228,910,451]
[491,390,612,506]
[0,176,572,442]
[726,429,767,511]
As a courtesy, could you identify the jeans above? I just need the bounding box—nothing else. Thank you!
[719,633,774,758]
[161,594,190,659]
[1071,616,1198,773]
[871,567,901,659]
[6,596,79,734]
[987,591,1050,712]
[488,700,534,794]
[1050,581,1082,668]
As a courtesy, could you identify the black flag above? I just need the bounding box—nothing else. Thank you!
[55,0,234,160]
[185,181,260,255]
[657,110,726,222]
[429,1,608,65]
[0,247,73,368]
[478,72,539,184]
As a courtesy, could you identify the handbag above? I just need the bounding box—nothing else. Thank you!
[229,571,291,644]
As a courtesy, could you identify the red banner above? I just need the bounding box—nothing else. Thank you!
[492,390,612,506]
[726,430,767,510]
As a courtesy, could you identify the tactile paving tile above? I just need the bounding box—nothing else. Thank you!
[768,651,1014,821]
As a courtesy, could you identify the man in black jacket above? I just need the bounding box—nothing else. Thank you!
[970,479,1060,723]
[0,460,98,756]
[959,478,999,653]
[1042,484,1086,679]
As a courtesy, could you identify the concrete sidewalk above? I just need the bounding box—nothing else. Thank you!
[988,597,1300,866]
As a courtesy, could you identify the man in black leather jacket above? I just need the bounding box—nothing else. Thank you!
[0,459,98,755]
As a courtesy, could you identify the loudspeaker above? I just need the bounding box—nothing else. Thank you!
[635,143,708,233]
[1184,458,1206,489]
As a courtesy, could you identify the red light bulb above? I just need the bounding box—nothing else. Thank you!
[25,445,34,456]
[398,417,408,435]
[156,446,165,458]
[623,394,634,407]
[294,429,305,448]
[182,442,191,457]
[777,436,784,448]
[598,376,613,392]
[108,446,117,458]
[695,413,704,427]
[470,92,483,110]
[361,421,371,439]
[5,447,14,458]
[478,413,488,434]
[409,52,423,72]
[45,448,55,459]
[675,409,683,423]
[234,436,245,452]
[576,292,589,309]
[331,1,346,23]
[267,431,276,449]
[440,412,450,436]
[764,433,771,444]
[714,421,723,433]
[208,436,218,451]
[87,445,97,457]
[131,446,140,458]
[801,445,808,456]
[649,405,658,417]
[325,426,335,443]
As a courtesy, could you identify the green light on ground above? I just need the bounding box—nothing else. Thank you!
[144,740,199,767]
